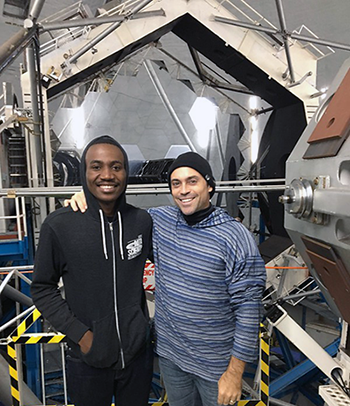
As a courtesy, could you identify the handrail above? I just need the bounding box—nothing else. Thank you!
[0,196,27,241]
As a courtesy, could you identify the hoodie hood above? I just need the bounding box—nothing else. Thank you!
[80,135,129,219]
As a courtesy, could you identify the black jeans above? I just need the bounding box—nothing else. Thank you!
[66,345,153,406]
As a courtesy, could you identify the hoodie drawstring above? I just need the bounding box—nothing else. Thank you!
[99,209,125,261]
[118,211,125,260]
[99,209,108,260]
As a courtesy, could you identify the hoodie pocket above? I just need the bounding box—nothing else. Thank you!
[119,304,150,364]
[80,312,119,369]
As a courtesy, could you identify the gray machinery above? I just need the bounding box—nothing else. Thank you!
[279,58,350,405]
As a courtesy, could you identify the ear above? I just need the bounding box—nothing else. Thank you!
[208,185,213,194]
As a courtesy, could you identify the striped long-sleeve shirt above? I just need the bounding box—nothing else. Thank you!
[149,205,266,381]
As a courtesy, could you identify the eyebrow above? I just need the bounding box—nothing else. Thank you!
[171,175,199,182]
[89,159,123,165]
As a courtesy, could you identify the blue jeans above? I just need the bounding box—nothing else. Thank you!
[158,356,219,406]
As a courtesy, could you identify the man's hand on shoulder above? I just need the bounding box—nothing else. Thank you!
[64,191,87,213]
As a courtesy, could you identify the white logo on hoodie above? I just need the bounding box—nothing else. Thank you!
[126,235,143,260]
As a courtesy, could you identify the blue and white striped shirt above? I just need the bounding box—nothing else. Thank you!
[149,206,266,381]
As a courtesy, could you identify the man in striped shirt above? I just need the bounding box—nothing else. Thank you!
[66,151,266,406]
[149,152,266,406]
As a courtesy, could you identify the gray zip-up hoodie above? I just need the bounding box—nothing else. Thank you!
[31,136,153,369]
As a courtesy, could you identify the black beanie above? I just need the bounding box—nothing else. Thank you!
[167,152,216,197]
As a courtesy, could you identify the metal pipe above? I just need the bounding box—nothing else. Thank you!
[2,285,33,307]
[15,270,33,286]
[290,33,350,52]
[68,0,153,65]
[15,197,22,241]
[280,289,321,302]
[188,45,206,81]
[0,305,35,333]
[269,306,344,384]
[275,0,295,83]
[214,15,350,53]
[61,343,68,405]
[0,265,33,272]
[0,27,37,74]
[39,9,165,31]
[21,197,28,237]
[0,214,24,220]
[0,268,33,285]
[0,184,286,197]
[288,71,312,88]
[0,180,285,196]
[213,16,279,35]
[256,107,274,116]
[214,123,225,168]
[41,82,55,212]
[0,270,16,296]
[28,0,45,22]
[26,43,44,186]
[157,47,251,112]
[144,59,197,152]
[40,343,46,405]
[68,20,122,64]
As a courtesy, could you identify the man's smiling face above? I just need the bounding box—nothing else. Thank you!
[85,143,126,215]
[170,167,212,216]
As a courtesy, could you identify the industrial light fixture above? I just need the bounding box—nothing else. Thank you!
[71,106,86,150]
[189,97,218,148]
[320,87,328,100]
[249,96,259,164]
[250,115,259,164]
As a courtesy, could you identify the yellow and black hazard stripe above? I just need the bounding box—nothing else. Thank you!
[10,308,41,341]
[14,334,66,344]
[237,324,270,406]
[260,327,270,406]
[7,341,20,406]
[7,308,67,405]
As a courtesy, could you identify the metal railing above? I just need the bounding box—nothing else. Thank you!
[39,0,157,57]
[292,24,335,60]
[0,179,286,198]
[211,0,336,60]
[0,196,27,241]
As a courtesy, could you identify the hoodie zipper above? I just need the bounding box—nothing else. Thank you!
[109,222,125,369]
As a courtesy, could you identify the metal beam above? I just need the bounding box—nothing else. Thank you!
[187,45,253,94]
[144,59,197,152]
[290,33,350,52]
[26,42,44,186]
[0,27,37,74]
[157,47,251,112]
[188,45,206,82]
[270,339,340,396]
[214,15,350,52]
[213,16,279,35]
[0,183,286,198]
[38,9,165,32]
[67,0,153,65]
[275,0,295,83]
[27,0,45,22]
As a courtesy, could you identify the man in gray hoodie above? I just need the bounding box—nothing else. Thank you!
[31,136,153,406]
